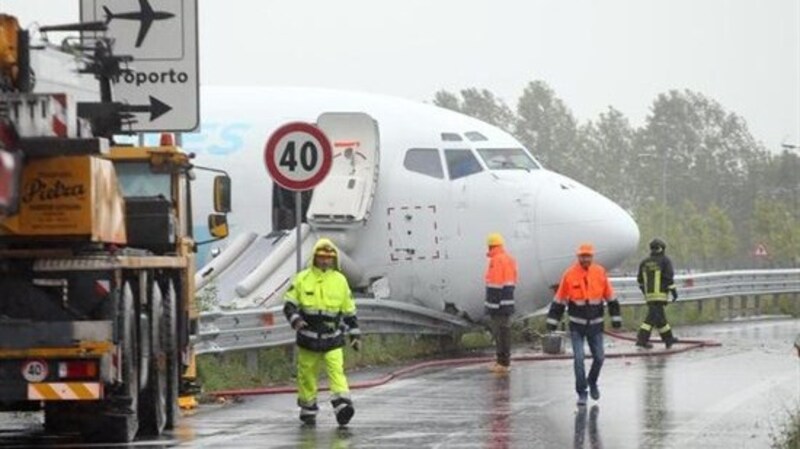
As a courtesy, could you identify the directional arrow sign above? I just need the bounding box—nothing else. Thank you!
[121,96,173,121]
[80,0,198,132]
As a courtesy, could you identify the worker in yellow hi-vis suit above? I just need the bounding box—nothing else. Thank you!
[283,238,361,426]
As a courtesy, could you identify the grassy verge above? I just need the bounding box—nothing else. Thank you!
[197,333,479,393]
[772,406,800,449]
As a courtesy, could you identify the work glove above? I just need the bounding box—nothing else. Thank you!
[350,336,361,352]
[291,318,308,331]
[612,319,622,329]
[671,289,679,302]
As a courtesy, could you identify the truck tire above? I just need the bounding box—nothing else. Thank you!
[84,282,139,443]
[138,281,167,436]
[162,280,180,430]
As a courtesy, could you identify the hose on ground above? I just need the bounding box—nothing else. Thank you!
[209,331,721,398]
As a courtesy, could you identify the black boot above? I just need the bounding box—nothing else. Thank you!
[635,329,653,349]
[299,403,318,426]
[332,397,354,426]
[661,330,678,349]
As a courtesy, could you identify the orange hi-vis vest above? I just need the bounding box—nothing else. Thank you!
[484,246,518,316]
[546,262,621,333]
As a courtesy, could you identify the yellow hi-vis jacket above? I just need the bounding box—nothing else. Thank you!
[283,238,359,352]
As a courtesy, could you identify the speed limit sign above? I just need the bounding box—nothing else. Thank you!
[264,122,333,191]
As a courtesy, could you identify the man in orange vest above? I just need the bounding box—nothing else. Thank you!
[485,232,518,374]
[546,243,622,406]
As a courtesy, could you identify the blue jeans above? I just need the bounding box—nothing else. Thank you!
[570,329,605,397]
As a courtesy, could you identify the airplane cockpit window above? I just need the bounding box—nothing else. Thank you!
[465,131,488,141]
[404,148,444,179]
[445,149,484,180]
[477,148,540,171]
[441,133,463,142]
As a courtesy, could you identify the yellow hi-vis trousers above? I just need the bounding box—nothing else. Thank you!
[297,347,349,405]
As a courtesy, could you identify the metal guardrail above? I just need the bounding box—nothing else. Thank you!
[195,269,800,355]
[196,299,471,355]
[612,269,800,305]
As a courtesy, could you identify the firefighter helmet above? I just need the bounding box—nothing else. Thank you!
[649,238,666,253]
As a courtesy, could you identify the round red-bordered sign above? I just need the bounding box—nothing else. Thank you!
[21,359,48,382]
[264,122,333,191]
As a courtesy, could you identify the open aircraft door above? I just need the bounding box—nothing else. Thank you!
[307,113,380,230]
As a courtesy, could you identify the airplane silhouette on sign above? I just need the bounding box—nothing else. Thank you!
[103,0,175,48]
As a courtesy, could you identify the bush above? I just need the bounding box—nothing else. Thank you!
[771,405,800,449]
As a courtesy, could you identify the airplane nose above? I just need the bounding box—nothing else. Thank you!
[534,171,640,273]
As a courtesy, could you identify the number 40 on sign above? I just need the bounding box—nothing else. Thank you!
[264,122,333,192]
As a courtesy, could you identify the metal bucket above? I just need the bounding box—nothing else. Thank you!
[542,332,565,355]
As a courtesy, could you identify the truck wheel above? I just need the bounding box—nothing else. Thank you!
[162,280,180,430]
[139,281,167,436]
[84,282,139,443]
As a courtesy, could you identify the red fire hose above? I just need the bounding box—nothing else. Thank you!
[209,331,720,398]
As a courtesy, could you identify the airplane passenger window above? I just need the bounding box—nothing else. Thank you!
[404,148,444,179]
[445,149,483,180]
[477,148,540,170]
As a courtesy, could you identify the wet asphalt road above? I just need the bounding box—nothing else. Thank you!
[1,318,798,448]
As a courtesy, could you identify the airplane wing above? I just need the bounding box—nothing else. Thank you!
[139,0,154,15]
[135,18,152,48]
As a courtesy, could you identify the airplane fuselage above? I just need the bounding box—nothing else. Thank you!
[189,87,639,321]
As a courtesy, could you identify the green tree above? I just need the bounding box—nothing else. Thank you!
[757,150,800,219]
[682,201,712,269]
[635,90,768,219]
[706,204,738,268]
[751,198,800,266]
[433,88,516,132]
[577,106,638,209]
[432,90,461,111]
[515,80,580,176]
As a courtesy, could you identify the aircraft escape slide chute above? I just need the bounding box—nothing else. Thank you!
[195,112,379,308]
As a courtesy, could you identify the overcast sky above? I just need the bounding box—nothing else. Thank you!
[2,0,798,151]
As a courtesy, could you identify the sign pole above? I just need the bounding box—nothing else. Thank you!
[295,190,303,273]
[293,190,303,376]
[264,121,332,380]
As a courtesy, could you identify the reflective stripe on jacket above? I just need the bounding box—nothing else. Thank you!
[637,253,675,302]
[283,239,358,352]
[484,246,518,316]
[546,262,619,334]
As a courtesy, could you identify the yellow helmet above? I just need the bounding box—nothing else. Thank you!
[487,232,505,247]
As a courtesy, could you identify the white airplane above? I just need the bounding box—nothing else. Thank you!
[185,87,639,321]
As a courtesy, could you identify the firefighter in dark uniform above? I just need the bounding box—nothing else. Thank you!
[636,238,679,349]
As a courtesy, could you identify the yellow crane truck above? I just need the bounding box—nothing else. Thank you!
[0,14,230,442]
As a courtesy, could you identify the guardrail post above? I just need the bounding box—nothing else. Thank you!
[794,293,800,317]
[754,295,761,317]
[714,297,721,320]
[740,295,748,318]
[697,299,703,318]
